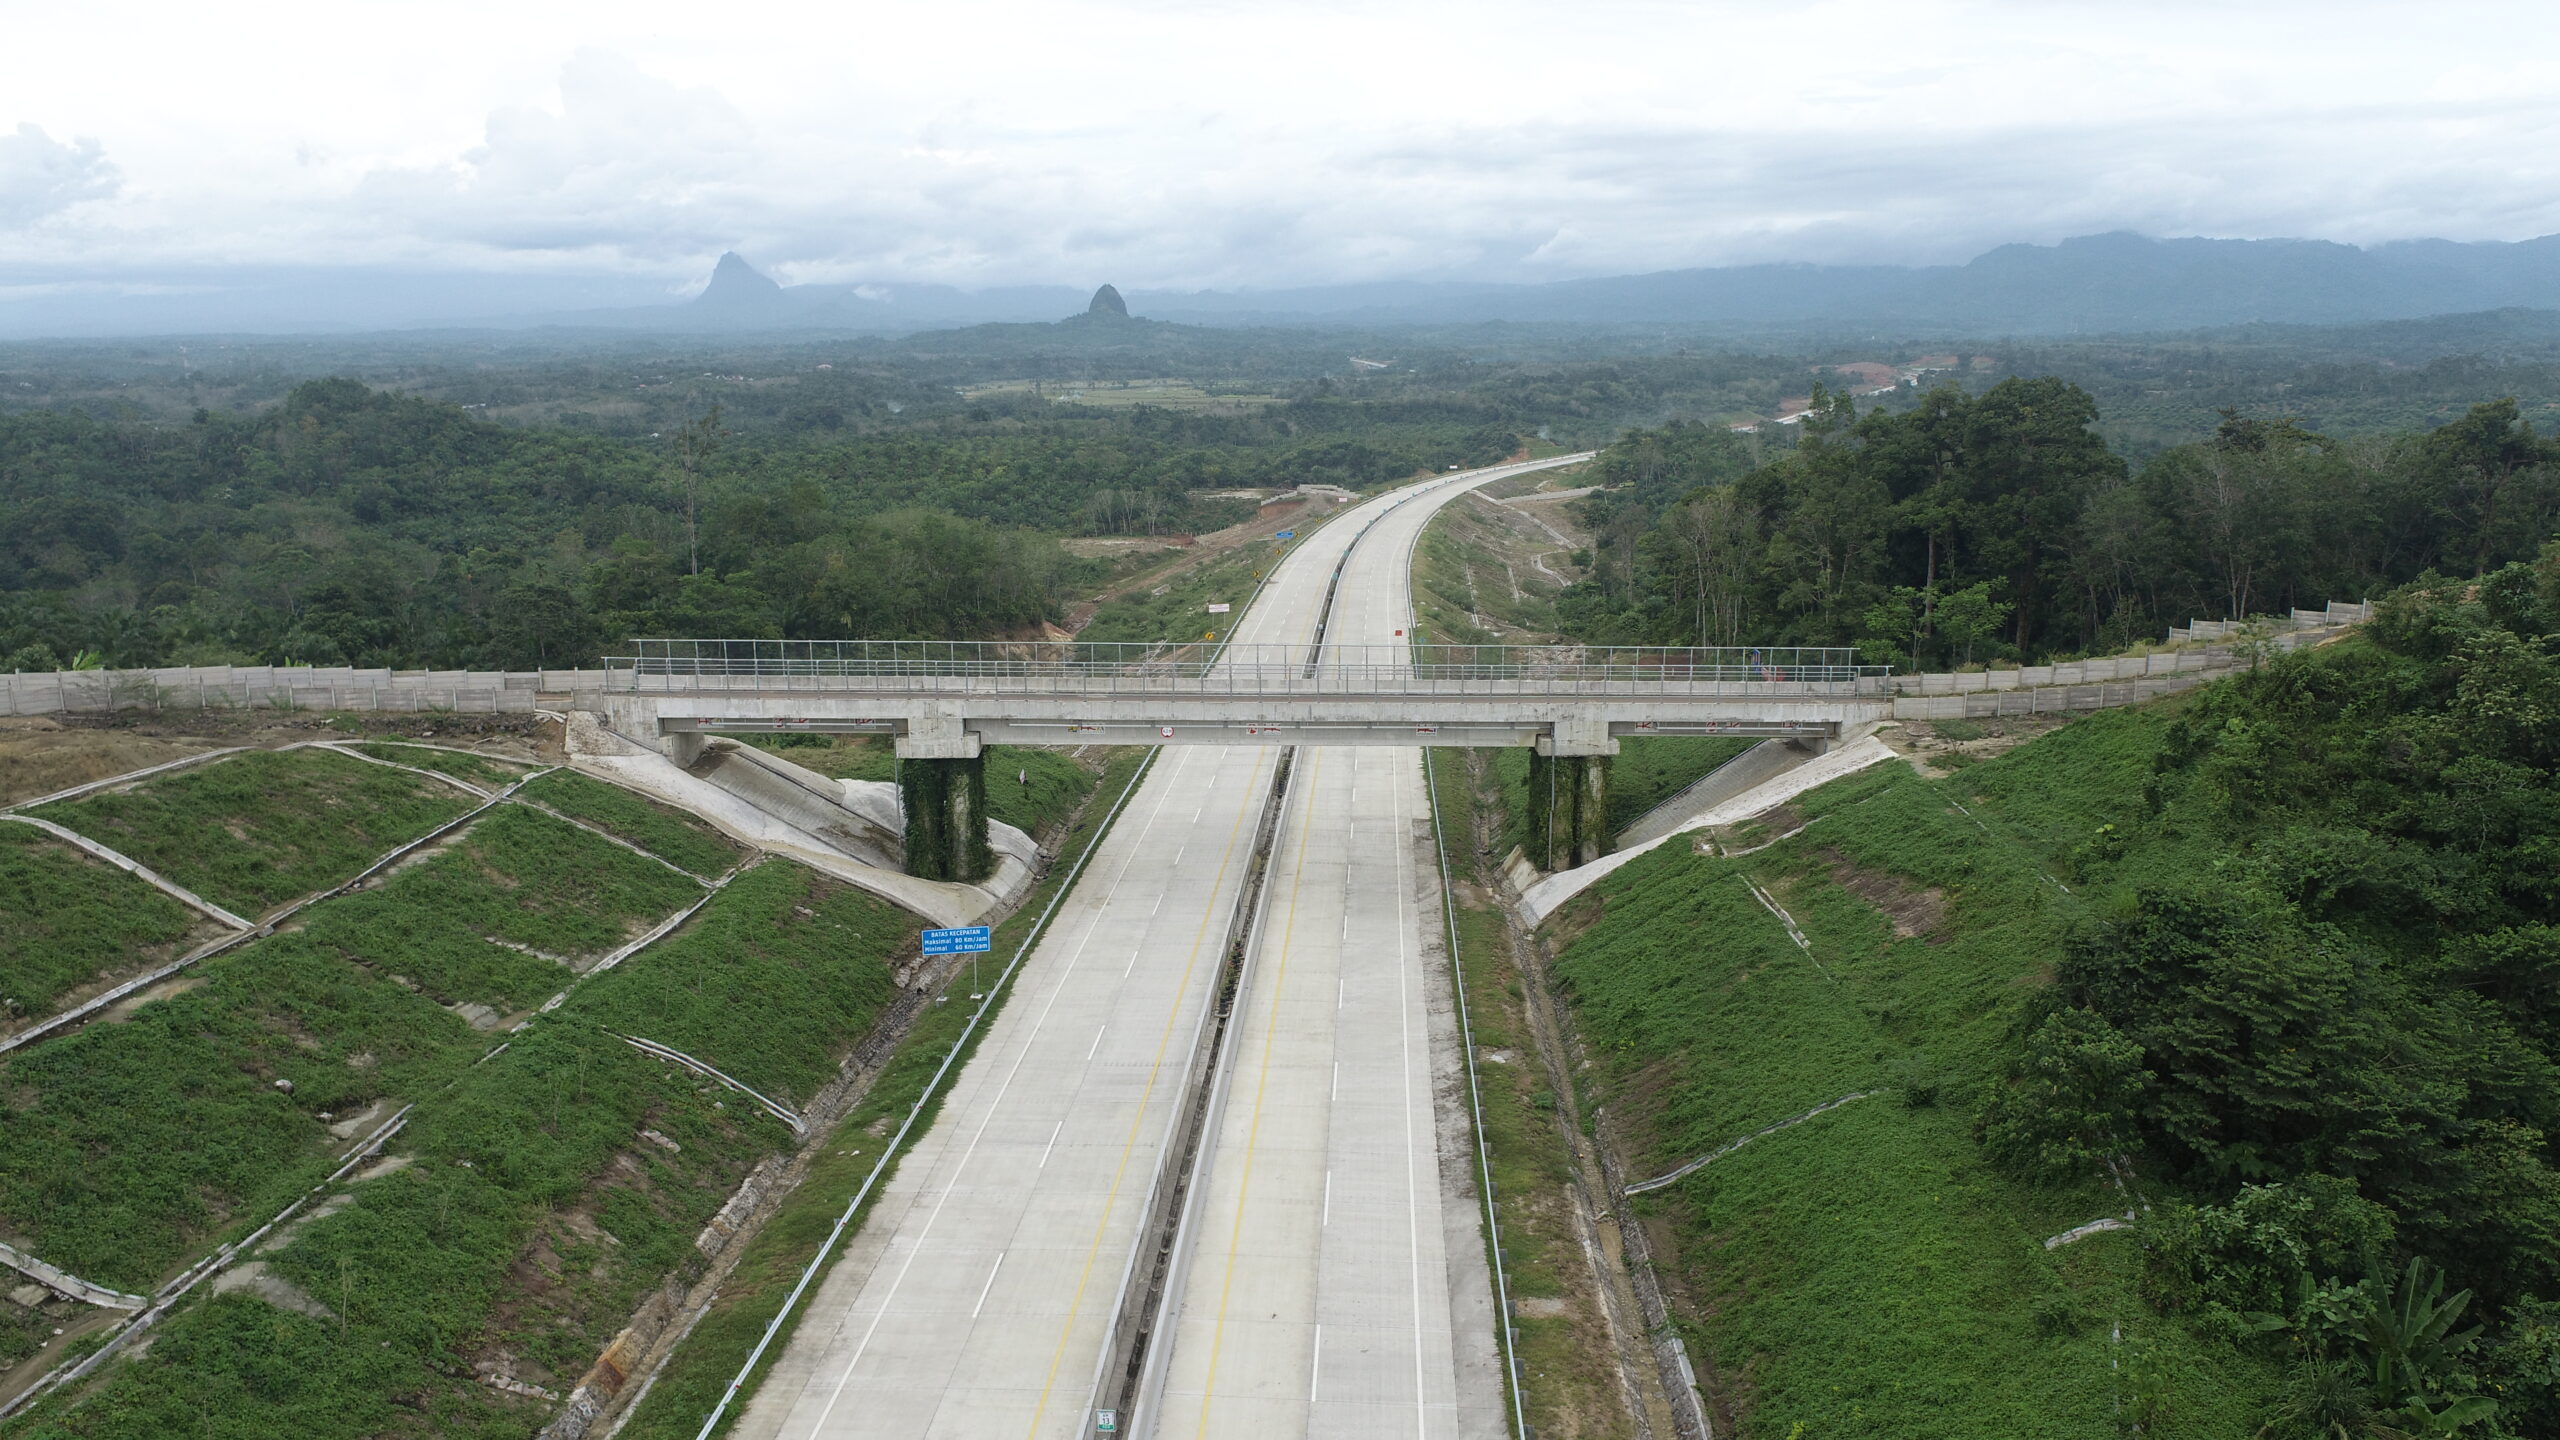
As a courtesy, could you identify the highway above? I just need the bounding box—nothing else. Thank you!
[1141,461,1522,1440]
[733,455,1586,1440]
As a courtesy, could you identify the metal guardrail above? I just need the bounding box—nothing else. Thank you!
[605,639,1889,695]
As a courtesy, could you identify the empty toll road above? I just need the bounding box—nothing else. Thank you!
[731,454,1584,1440]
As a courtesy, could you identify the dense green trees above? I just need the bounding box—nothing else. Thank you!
[1561,385,2560,665]
[1975,549,2560,1431]
[0,377,1521,670]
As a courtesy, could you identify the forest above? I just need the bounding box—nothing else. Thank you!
[1973,549,2560,1431]
[1559,383,2560,664]
[6,309,2560,675]
[0,377,1515,671]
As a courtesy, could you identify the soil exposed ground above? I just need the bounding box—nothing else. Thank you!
[2,713,558,808]
[1061,488,1346,632]
[1410,471,1594,646]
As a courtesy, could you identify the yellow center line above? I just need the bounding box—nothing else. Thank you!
[1021,746,1271,1440]
[1190,749,1324,1439]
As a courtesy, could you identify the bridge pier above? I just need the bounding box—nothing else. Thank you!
[1525,751,1612,870]
[894,715,991,883]
[898,755,993,883]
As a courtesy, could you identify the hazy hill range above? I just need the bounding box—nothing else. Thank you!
[9,232,2560,339]
[534,233,2560,335]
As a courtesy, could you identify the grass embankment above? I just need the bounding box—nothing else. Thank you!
[613,745,1151,1440]
[1078,539,1270,645]
[0,824,204,1021]
[571,862,918,1107]
[515,770,747,880]
[1489,737,1757,857]
[295,804,705,1011]
[28,749,475,915]
[740,737,1097,837]
[0,808,698,1297]
[1411,491,1576,645]
[9,838,931,1438]
[1545,705,2277,1437]
[343,741,532,791]
[1427,753,1642,1440]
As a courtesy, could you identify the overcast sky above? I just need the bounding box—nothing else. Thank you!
[6,0,2560,294]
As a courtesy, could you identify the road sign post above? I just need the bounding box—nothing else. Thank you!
[922,925,994,998]
[920,926,992,956]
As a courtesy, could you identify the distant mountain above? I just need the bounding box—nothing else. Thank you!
[694,251,788,313]
[6,232,2560,339]
[1133,233,2560,332]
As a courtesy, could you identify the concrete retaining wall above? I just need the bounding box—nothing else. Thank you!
[3,665,611,717]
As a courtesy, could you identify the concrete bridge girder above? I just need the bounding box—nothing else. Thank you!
[587,689,1877,888]
[608,693,1883,751]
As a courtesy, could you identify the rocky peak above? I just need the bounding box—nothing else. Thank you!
[696,252,786,308]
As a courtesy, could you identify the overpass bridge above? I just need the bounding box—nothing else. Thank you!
[592,638,1890,879]
[599,638,1889,756]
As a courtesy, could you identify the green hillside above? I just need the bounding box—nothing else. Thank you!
[1535,544,2560,1436]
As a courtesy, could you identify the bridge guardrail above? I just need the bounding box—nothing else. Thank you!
[603,639,1891,697]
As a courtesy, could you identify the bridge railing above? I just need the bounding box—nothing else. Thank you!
[603,639,1891,695]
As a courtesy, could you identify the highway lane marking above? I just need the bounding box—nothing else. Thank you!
[1040,1121,1062,1169]
[1190,750,1324,1440]
[1020,747,1274,1440]
[1323,1170,1332,1227]
[1087,1026,1107,1061]
[789,746,1198,1438]
[975,1251,1006,1318]
[1310,1322,1324,1403]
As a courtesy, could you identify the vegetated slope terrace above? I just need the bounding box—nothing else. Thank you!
[0,737,1112,1437]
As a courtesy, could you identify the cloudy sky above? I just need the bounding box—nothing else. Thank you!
[6,0,2560,293]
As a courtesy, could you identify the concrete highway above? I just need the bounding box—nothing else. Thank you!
[1141,461,1536,1440]
[733,455,1587,1440]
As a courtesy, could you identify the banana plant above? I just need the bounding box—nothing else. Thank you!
[2354,1258,2493,1433]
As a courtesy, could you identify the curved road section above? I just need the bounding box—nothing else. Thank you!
[735,456,1589,1440]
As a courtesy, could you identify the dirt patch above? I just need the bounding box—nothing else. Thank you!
[1063,493,1342,630]
[0,719,222,806]
[1540,888,1608,949]
[1704,803,1810,856]
[1815,847,1948,941]
[99,973,208,1024]
[1881,715,2071,779]
[1060,536,1184,559]
[2,713,558,808]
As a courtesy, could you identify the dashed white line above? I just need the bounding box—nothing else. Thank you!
[1087,1026,1108,1061]
[788,750,1192,1438]
[1040,1120,1062,1169]
[973,1251,1006,1318]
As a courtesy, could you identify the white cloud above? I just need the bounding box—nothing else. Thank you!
[357,50,760,258]
[0,124,119,228]
[4,0,2560,287]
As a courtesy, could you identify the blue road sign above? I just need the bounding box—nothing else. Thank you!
[1273,530,1294,540]
[921,926,992,956]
